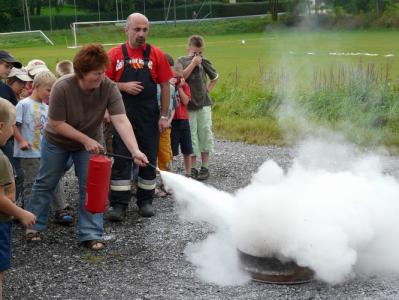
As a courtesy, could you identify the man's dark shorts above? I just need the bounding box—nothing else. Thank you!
[171,120,193,156]
[0,221,12,272]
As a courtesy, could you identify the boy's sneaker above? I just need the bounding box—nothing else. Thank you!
[54,207,73,225]
[191,168,198,180]
[197,167,210,181]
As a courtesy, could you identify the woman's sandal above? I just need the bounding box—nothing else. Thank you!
[26,231,43,242]
[81,240,106,251]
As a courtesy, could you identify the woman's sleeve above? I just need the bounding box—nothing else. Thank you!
[48,82,66,121]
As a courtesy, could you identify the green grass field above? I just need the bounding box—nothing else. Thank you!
[3,29,398,84]
[2,26,399,146]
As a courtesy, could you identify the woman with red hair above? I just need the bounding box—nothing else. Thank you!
[25,44,148,250]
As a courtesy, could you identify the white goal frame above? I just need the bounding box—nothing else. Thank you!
[0,30,54,45]
[70,20,126,49]
[69,14,267,48]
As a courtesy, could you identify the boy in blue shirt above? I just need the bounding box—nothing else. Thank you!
[14,71,72,224]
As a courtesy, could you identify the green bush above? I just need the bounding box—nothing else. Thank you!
[373,3,399,27]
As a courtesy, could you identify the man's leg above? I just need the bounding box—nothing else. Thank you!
[109,132,133,221]
[136,125,159,217]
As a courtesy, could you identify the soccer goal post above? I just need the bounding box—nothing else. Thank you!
[70,20,127,49]
[0,30,54,46]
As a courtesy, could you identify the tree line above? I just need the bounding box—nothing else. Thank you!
[269,0,398,21]
[1,0,399,30]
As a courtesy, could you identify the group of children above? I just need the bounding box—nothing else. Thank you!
[1,56,75,224]
[156,35,218,196]
[0,54,75,298]
[155,54,193,196]
[0,34,218,298]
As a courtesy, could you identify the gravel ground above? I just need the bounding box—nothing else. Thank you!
[4,139,399,300]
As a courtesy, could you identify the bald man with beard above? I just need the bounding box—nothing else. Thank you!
[106,13,173,219]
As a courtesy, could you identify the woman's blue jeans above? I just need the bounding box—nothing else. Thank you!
[27,137,103,242]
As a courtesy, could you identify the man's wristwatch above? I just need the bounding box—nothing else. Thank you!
[160,115,168,120]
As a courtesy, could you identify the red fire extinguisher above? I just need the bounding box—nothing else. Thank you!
[85,155,112,213]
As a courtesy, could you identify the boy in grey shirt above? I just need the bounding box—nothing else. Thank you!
[177,35,218,180]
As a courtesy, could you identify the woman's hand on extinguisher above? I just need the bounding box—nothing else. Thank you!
[133,150,149,167]
[83,137,104,154]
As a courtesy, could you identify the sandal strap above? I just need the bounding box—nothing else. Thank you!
[56,209,71,217]
[26,231,43,241]
[82,240,106,250]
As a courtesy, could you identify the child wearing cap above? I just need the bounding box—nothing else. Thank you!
[25,59,50,104]
[0,50,22,106]
[6,68,32,100]
[14,71,73,225]
[26,59,49,78]
[0,97,36,300]
[0,51,25,207]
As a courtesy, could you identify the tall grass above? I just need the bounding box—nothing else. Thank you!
[213,60,399,147]
[300,61,399,146]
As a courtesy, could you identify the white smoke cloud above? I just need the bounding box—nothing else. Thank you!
[161,138,399,285]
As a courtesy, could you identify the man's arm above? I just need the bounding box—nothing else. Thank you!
[158,82,170,133]
[48,118,103,153]
[115,81,144,95]
[159,81,170,117]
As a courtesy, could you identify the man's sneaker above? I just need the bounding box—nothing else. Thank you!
[108,205,126,222]
[138,203,155,218]
[197,167,210,181]
[54,208,73,225]
[191,168,198,180]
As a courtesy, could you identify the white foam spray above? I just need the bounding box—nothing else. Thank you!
[161,138,399,285]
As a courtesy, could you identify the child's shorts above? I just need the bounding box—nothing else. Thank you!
[171,119,193,156]
[0,221,12,272]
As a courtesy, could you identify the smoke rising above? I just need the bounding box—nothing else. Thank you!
[161,138,399,285]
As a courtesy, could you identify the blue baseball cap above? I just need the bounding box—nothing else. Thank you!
[0,50,22,68]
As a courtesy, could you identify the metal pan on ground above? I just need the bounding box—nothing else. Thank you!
[238,249,314,284]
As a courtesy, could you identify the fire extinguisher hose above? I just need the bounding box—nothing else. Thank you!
[102,151,158,170]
